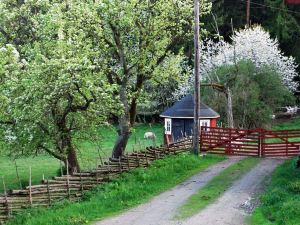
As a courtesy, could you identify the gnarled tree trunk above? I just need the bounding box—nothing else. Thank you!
[58,133,80,174]
[112,115,131,158]
[112,83,133,158]
[226,87,234,128]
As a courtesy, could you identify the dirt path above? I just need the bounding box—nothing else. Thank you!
[94,157,243,225]
[180,158,284,225]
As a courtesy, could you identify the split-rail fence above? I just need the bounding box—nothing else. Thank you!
[0,139,192,224]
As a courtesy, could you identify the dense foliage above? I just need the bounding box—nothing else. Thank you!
[176,26,297,128]
[0,0,117,172]
[202,61,294,128]
[206,0,300,80]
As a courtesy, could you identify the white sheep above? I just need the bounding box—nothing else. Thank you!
[144,132,156,139]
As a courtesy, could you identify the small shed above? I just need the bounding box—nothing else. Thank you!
[160,95,220,143]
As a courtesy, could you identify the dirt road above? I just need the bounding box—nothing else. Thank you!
[181,158,284,225]
[94,157,243,225]
[94,158,283,225]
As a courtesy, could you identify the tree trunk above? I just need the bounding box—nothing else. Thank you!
[112,83,132,158]
[112,116,131,158]
[226,87,234,128]
[58,132,81,174]
[67,145,80,174]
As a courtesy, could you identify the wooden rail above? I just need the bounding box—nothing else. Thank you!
[200,126,300,157]
[0,139,192,224]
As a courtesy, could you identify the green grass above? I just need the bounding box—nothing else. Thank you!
[250,158,300,225]
[0,123,164,192]
[272,117,300,130]
[6,154,225,225]
[176,157,261,219]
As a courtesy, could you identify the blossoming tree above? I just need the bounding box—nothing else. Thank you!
[176,25,298,127]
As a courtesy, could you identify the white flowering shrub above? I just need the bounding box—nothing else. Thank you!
[175,25,298,98]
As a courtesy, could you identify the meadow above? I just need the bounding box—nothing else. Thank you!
[0,124,164,192]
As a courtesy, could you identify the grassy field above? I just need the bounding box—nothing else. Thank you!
[7,154,225,225]
[0,124,164,192]
[249,158,300,225]
[249,117,300,225]
[272,117,300,130]
[176,157,261,219]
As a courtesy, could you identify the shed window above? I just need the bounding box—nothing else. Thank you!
[165,119,172,135]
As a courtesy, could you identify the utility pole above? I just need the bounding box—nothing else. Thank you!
[246,0,251,26]
[193,0,200,156]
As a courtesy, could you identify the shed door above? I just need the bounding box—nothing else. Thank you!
[172,119,184,142]
[184,119,193,137]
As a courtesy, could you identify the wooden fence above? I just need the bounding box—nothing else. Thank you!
[0,139,192,224]
[200,126,300,157]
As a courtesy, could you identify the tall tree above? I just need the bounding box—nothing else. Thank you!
[175,26,298,127]
[0,0,116,173]
[97,0,212,158]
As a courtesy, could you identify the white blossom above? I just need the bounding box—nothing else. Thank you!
[175,25,298,98]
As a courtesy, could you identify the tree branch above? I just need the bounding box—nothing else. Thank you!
[38,144,66,162]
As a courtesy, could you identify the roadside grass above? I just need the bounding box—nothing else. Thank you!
[0,123,164,192]
[6,154,225,225]
[250,158,300,225]
[176,157,261,219]
[272,117,300,130]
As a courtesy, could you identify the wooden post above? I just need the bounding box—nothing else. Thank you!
[136,153,140,167]
[107,161,111,181]
[2,176,9,217]
[66,161,70,199]
[246,0,251,26]
[286,132,288,156]
[95,159,99,184]
[193,0,200,156]
[80,172,83,195]
[258,129,262,157]
[145,153,149,166]
[14,160,22,189]
[118,156,122,172]
[126,153,130,170]
[46,179,51,205]
[29,166,32,206]
[60,160,63,176]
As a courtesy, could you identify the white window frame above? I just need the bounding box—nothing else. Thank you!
[200,119,210,131]
[165,118,172,135]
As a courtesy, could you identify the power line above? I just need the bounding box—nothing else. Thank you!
[240,0,300,15]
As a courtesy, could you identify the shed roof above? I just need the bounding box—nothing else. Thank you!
[160,95,220,118]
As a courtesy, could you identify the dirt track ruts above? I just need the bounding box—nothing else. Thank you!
[94,157,243,225]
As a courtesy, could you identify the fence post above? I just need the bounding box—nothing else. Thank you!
[66,161,70,200]
[29,166,32,206]
[126,153,130,170]
[286,132,288,156]
[80,172,83,195]
[118,156,122,172]
[2,176,10,217]
[199,127,202,153]
[14,160,22,189]
[258,129,262,157]
[95,159,99,184]
[46,179,51,205]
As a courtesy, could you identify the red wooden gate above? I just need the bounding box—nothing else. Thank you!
[200,127,300,157]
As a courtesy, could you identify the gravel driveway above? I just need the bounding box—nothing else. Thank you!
[94,157,284,225]
[94,157,243,225]
[180,158,284,225]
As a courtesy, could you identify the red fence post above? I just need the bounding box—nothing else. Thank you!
[199,126,203,153]
[286,132,288,156]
